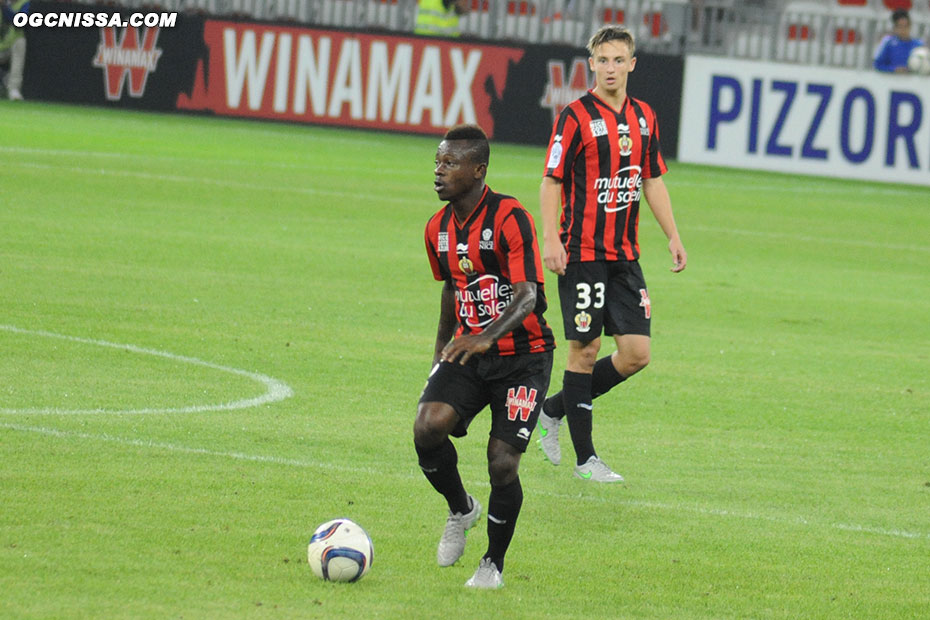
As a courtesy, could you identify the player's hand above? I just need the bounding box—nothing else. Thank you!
[441,334,492,365]
[669,238,687,273]
[543,237,567,275]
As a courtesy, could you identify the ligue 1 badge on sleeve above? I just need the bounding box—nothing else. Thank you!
[547,139,563,169]
[574,311,592,333]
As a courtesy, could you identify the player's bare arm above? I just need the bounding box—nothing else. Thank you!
[642,176,687,273]
[432,280,458,366]
[441,281,538,365]
[540,176,567,275]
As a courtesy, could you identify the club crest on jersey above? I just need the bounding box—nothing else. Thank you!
[459,256,475,275]
[590,119,608,137]
[479,228,494,250]
[639,117,650,136]
[619,135,633,157]
[574,311,592,333]
[437,232,448,252]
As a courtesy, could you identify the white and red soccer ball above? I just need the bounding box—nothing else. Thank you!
[307,519,373,583]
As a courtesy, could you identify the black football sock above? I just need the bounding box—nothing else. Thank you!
[484,476,523,573]
[543,356,627,418]
[562,370,596,465]
[415,439,470,515]
[592,355,627,397]
[542,391,565,419]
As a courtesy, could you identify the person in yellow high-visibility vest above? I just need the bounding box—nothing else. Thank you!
[415,0,470,37]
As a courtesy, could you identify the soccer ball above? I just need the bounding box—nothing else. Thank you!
[907,46,930,76]
[307,518,373,582]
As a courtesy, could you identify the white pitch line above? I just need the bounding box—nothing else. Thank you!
[0,325,293,415]
[6,160,414,205]
[0,422,375,474]
[1,422,926,543]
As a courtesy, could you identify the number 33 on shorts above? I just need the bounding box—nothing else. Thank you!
[575,282,605,310]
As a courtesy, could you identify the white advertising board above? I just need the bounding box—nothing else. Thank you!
[679,55,930,186]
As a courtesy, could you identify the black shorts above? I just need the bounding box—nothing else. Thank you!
[558,260,651,340]
[419,351,554,452]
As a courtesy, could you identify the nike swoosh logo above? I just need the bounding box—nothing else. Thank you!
[577,403,593,410]
[579,471,593,479]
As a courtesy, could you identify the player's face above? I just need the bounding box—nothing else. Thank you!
[589,40,636,95]
[433,141,481,202]
[893,17,911,40]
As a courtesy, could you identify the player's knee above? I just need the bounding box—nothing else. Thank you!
[629,350,650,373]
[568,340,600,371]
[580,346,600,368]
[413,403,449,447]
[614,339,650,376]
[487,450,519,486]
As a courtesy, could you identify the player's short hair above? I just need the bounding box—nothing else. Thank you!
[892,9,910,24]
[587,25,636,57]
[443,124,490,166]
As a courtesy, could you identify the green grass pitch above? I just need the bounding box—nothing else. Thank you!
[1,100,928,619]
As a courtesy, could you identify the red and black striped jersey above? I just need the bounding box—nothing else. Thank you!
[543,90,667,263]
[424,186,555,357]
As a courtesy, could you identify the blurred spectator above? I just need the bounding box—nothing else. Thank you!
[0,0,27,100]
[874,9,925,73]
[415,0,470,37]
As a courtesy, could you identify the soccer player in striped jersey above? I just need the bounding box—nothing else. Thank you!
[415,124,555,588]
[538,25,687,482]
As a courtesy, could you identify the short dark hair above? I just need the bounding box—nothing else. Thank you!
[892,9,910,24]
[443,124,489,166]
[587,25,636,57]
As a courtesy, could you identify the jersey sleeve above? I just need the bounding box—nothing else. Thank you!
[424,219,446,281]
[643,107,668,179]
[873,36,895,72]
[499,205,544,285]
[543,108,580,181]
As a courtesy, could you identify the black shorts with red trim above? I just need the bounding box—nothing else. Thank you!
[419,351,554,452]
[557,260,651,341]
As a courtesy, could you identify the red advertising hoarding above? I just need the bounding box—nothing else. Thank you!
[177,22,524,138]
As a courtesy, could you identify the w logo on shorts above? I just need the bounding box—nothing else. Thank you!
[505,386,538,422]
[639,288,651,319]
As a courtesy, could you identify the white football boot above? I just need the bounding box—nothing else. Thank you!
[573,455,624,483]
[465,557,504,589]
[536,407,562,466]
[436,494,481,567]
